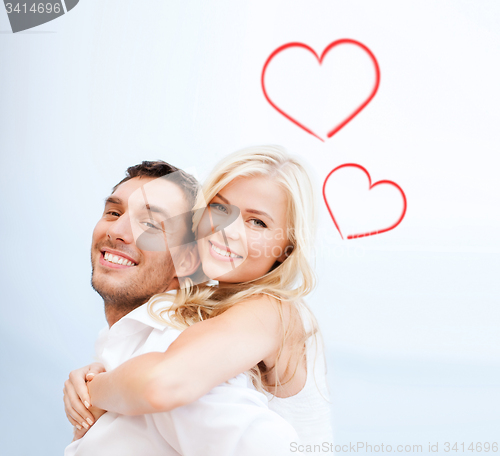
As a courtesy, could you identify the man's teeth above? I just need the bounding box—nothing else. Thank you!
[210,242,240,258]
[103,252,136,266]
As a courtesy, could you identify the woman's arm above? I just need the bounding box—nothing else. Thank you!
[87,295,287,415]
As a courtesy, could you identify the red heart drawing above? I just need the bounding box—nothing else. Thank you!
[323,164,407,239]
[261,39,380,141]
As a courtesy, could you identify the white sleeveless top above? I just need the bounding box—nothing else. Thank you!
[159,291,333,446]
[261,301,334,446]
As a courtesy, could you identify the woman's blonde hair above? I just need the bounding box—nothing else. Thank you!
[148,145,321,394]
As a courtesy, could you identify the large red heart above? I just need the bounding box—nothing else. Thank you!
[261,39,380,141]
[323,163,407,239]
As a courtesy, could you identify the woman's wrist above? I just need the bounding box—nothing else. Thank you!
[87,371,109,409]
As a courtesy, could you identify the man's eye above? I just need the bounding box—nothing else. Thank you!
[143,220,162,230]
[106,211,121,217]
[249,218,267,228]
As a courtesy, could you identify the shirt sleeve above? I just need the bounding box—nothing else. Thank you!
[152,374,301,456]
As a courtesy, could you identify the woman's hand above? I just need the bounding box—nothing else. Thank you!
[71,404,107,441]
[72,425,87,442]
[63,363,107,435]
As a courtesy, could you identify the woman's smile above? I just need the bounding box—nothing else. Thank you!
[208,239,243,262]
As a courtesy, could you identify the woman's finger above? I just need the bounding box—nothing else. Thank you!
[63,387,85,429]
[85,363,106,383]
[69,368,93,409]
[65,408,83,430]
[64,380,94,428]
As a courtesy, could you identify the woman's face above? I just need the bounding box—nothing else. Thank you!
[197,175,291,284]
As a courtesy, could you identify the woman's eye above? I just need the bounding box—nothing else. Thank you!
[249,218,267,228]
[210,203,229,214]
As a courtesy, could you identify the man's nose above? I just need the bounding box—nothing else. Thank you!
[107,213,134,244]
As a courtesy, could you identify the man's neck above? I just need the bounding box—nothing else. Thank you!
[104,279,179,327]
[105,304,134,328]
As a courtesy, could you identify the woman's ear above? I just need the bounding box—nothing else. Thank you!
[172,244,201,278]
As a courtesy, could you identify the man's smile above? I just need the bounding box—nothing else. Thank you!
[99,248,138,269]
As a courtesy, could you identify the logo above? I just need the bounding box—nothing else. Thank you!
[3,1,79,33]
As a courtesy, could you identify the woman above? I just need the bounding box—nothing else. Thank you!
[64,145,333,445]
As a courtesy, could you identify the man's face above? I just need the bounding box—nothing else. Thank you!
[91,176,191,309]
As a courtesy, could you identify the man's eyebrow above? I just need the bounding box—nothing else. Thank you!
[105,196,122,205]
[215,194,274,222]
[105,197,170,219]
[143,204,171,219]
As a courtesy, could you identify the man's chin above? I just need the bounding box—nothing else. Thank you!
[93,268,129,282]
[92,284,131,306]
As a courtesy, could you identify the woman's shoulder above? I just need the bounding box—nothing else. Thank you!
[231,294,305,335]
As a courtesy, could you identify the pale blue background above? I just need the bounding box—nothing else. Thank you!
[0,1,499,455]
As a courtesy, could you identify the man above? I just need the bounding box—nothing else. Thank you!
[64,161,299,456]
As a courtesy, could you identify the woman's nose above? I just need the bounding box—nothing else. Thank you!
[222,215,243,241]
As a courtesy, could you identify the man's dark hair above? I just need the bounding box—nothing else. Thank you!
[112,160,199,211]
[113,160,199,242]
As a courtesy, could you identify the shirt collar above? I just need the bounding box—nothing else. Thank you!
[120,302,169,331]
[108,290,177,335]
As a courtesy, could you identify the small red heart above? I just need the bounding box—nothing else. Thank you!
[261,39,380,141]
[323,164,407,239]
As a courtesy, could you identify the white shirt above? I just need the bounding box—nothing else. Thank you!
[64,303,300,456]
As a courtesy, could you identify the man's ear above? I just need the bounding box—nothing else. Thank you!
[172,243,201,278]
